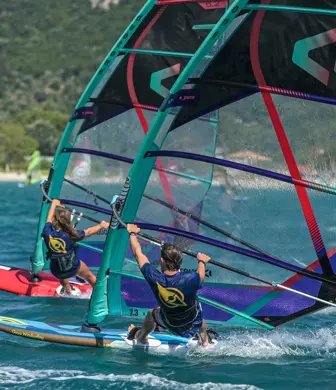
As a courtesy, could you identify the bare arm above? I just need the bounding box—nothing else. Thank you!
[46,199,62,223]
[84,221,109,237]
[127,224,149,269]
[196,253,211,282]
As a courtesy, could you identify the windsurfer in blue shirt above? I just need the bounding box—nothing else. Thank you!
[42,199,109,295]
[126,223,211,347]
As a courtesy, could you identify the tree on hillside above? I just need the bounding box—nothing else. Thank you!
[0,123,38,171]
[14,107,67,155]
[0,0,144,119]
[15,107,68,133]
[26,119,60,155]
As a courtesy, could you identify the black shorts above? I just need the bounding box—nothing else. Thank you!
[49,252,80,280]
[152,306,203,338]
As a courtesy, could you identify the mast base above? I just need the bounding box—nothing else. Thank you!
[29,274,42,283]
[81,323,101,333]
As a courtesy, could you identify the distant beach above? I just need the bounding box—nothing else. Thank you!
[0,172,26,182]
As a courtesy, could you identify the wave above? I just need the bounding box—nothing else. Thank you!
[197,325,336,359]
[0,366,261,389]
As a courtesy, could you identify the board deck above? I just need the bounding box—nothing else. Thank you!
[0,316,218,353]
[0,264,92,298]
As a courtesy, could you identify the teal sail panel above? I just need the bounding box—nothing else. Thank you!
[25,150,41,185]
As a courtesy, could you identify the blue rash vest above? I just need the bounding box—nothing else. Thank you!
[141,262,202,332]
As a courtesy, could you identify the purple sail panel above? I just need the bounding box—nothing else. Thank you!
[120,250,336,325]
[121,276,235,322]
[77,242,144,269]
[121,275,273,323]
[200,285,272,312]
[121,277,157,308]
[254,289,316,318]
[253,254,336,318]
[201,302,234,323]
[77,243,104,268]
[254,263,323,317]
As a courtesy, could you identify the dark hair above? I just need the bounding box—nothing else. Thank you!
[52,209,82,242]
[161,244,183,271]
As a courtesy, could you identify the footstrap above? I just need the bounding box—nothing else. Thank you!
[193,328,219,344]
[127,326,141,341]
[206,329,219,344]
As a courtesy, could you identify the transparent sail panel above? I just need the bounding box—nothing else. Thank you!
[59,107,161,268]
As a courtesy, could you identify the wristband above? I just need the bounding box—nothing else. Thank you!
[198,260,206,266]
[130,232,137,236]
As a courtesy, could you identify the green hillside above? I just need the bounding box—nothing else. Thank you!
[0,0,335,171]
[0,0,143,119]
[0,0,145,168]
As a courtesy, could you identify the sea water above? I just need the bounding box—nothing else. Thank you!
[0,181,336,390]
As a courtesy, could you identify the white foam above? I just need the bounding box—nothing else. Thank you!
[200,326,336,359]
[313,306,336,316]
[77,291,92,300]
[0,366,83,384]
[0,366,261,389]
[54,372,261,390]
[326,226,336,233]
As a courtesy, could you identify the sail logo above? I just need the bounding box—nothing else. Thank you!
[179,95,195,101]
[199,1,228,10]
[181,268,213,278]
[166,90,200,108]
[150,64,181,98]
[0,317,27,326]
[293,29,336,87]
[156,282,187,308]
[49,236,67,254]
[70,106,97,121]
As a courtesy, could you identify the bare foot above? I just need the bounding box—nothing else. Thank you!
[198,329,209,348]
[128,324,136,333]
[60,286,73,296]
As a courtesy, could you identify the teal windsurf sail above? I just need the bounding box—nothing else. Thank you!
[25,150,41,185]
[31,0,336,332]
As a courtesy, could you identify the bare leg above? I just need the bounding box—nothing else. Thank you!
[60,279,72,295]
[76,260,96,287]
[128,309,156,344]
[198,320,209,347]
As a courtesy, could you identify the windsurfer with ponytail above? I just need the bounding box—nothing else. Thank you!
[42,199,109,295]
[126,223,211,347]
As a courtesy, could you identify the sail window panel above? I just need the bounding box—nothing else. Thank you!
[125,3,224,53]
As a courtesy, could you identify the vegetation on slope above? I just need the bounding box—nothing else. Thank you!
[0,0,335,173]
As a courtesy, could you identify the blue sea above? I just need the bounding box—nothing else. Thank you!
[1,181,336,390]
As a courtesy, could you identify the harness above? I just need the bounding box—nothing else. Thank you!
[158,300,200,332]
[46,248,76,260]
[47,249,77,274]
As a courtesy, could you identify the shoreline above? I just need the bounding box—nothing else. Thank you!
[0,172,331,190]
[0,173,27,182]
